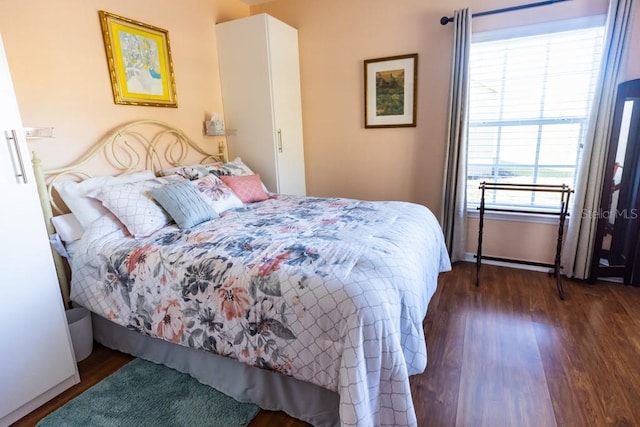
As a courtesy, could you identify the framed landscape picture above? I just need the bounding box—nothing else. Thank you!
[364,54,417,128]
[99,11,178,107]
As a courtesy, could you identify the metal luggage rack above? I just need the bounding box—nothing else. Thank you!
[475,182,573,300]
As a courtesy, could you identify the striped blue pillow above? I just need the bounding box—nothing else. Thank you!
[150,181,218,229]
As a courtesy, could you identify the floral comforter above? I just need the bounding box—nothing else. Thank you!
[69,195,451,426]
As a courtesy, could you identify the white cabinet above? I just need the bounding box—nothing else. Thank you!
[0,34,79,426]
[216,14,306,196]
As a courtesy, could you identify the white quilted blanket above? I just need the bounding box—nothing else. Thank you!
[69,195,451,426]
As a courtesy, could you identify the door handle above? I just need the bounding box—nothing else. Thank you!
[277,129,283,153]
[6,129,28,184]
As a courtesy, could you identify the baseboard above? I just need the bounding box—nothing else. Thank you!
[463,253,552,273]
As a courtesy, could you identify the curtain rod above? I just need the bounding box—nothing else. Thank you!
[440,0,571,25]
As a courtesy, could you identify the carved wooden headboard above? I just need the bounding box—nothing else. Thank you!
[32,119,228,307]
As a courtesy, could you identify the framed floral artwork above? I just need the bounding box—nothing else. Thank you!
[364,54,417,128]
[99,11,178,107]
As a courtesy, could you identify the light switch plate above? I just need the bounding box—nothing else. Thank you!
[24,127,54,138]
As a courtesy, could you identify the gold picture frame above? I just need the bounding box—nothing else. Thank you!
[364,54,417,128]
[99,11,178,107]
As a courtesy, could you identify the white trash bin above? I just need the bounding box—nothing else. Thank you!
[66,307,93,362]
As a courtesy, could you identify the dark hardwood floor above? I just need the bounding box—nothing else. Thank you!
[13,262,640,426]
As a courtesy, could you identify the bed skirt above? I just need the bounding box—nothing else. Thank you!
[92,313,340,427]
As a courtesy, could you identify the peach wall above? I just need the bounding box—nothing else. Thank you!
[254,0,639,264]
[0,0,248,176]
[0,1,638,264]
[466,217,558,263]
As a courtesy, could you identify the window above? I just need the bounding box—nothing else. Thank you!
[466,22,605,211]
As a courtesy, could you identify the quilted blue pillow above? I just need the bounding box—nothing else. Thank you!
[150,181,218,229]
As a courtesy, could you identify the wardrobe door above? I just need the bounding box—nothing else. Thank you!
[0,33,78,425]
[217,14,306,196]
[267,16,306,196]
[217,15,278,192]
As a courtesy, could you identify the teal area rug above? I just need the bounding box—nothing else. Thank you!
[37,358,260,427]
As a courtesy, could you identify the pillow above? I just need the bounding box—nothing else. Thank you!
[172,166,207,181]
[191,175,243,214]
[53,170,156,228]
[205,157,256,177]
[220,174,269,203]
[162,173,187,183]
[51,213,84,243]
[83,211,130,242]
[163,157,256,181]
[219,158,269,194]
[150,181,218,229]
[89,178,172,239]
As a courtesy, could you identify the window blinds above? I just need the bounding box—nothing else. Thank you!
[467,25,605,210]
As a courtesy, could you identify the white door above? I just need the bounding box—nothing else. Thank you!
[0,34,77,421]
[217,15,280,193]
[267,17,306,196]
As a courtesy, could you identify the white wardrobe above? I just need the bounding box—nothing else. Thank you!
[0,34,79,426]
[216,14,306,196]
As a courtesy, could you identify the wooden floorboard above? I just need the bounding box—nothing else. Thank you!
[12,262,640,426]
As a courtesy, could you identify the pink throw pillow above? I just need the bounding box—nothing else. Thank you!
[219,174,269,203]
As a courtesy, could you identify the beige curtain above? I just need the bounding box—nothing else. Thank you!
[441,8,471,263]
[562,0,636,279]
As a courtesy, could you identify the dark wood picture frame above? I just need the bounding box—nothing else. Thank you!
[364,53,417,128]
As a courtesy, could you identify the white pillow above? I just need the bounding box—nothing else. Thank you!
[191,175,243,214]
[82,212,130,243]
[162,173,187,183]
[51,213,84,243]
[161,157,255,179]
[161,164,208,180]
[89,178,172,239]
[162,158,270,193]
[53,171,155,228]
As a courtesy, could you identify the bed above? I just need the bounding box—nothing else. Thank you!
[34,120,451,427]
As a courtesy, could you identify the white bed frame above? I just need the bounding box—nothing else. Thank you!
[32,120,339,427]
[33,120,228,307]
